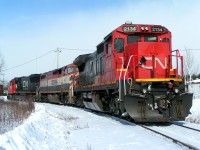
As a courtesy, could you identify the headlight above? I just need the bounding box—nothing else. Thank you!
[175,88,179,93]
[142,89,147,94]
[148,84,151,91]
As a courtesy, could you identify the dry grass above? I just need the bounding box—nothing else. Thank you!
[0,97,35,134]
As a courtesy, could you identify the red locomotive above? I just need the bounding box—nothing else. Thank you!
[73,22,192,122]
[7,22,193,122]
[7,78,17,97]
[7,75,40,100]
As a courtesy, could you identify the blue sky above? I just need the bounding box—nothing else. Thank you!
[0,0,200,81]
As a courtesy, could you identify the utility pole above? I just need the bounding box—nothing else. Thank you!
[55,48,61,69]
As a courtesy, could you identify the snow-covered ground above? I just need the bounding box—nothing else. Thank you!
[0,97,200,150]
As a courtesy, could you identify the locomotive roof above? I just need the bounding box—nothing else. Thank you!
[29,74,41,77]
[96,23,168,48]
[73,53,91,67]
[114,23,169,34]
[97,32,112,48]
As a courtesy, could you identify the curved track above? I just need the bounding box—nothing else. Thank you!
[170,122,200,132]
[140,124,200,150]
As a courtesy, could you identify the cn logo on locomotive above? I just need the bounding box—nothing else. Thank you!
[141,57,167,69]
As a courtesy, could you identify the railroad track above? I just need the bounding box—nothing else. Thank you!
[170,122,200,132]
[140,124,200,150]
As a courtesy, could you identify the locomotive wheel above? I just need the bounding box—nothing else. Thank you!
[61,94,67,105]
[41,95,48,103]
[74,96,84,107]
[63,97,67,105]
[111,96,121,116]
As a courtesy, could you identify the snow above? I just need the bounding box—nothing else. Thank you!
[186,98,200,124]
[0,96,200,149]
[188,79,200,83]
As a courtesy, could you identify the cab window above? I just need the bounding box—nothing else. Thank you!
[114,38,124,53]
[127,35,141,43]
[144,36,158,42]
[67,67,74,74]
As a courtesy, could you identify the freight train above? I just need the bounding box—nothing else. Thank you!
[7,22,193,122]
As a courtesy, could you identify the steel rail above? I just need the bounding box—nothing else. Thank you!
[170,122,200,132]
[140,125,199,150]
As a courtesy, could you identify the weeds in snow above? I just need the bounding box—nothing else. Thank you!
[87,143,92,150]
[46,111,79,122]
[186,114,200,124]
[62,114,79,122]
[0,98,35,134]
[46,111,89,131]
[70,121,89,130]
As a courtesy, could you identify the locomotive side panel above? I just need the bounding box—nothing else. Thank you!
[47,71,62,93]
[29,74,40,93]
[39,64,79,104]
[40,73,48,93]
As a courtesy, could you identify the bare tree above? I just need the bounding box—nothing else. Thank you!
[0,53,5,84]
[183,49,199,81]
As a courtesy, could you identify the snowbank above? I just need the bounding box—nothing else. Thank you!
[0,104,70,150]
[186,99,200,124]
[0,96,7,101]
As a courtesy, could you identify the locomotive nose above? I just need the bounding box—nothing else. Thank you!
[124,94,170,122]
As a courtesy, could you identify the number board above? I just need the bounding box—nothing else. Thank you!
[123,26,137,32]
[151,27,163,32]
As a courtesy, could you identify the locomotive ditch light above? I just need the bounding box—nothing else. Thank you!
[142,89,147,94]
[122,112,129,117]
[147,84,152,91]
[175,88,179,93]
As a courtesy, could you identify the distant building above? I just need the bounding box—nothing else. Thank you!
[187,79,200,99]
[0,84,3,95]
[0,81,8,96]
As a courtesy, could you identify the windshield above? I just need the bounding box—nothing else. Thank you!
[144,36,158,42]
[127,35,141,43]
[114,38,124,53]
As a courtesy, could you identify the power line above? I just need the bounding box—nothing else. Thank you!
[180,49,200,51]
[60,48,94,51]
[3,49,54,71]
[54,48,94,68]
[3,48,94,72]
